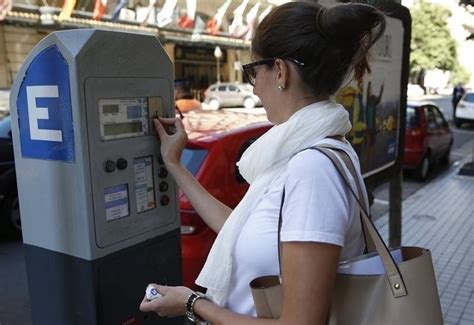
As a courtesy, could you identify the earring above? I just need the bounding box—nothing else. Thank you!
[278,85,284,91]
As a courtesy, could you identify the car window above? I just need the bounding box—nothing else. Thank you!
[462,93,474,103]
[424,106,437,129]
[406,107,419,128]
[228,85,239,92]
[431,106,448,128]
[218,86,227,92]
[0,115,11,138]
[210,86,217,91]
[181,148,208,176]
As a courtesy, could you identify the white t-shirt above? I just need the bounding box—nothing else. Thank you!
[225,138,368,316]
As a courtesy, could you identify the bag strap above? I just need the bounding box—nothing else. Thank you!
[316,145,376,253]
[277,145,407,298]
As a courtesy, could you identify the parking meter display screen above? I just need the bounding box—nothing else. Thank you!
[99,97,151,141]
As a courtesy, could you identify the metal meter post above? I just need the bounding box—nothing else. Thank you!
[10,29,182,324]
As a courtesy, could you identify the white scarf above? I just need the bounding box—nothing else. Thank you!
[195,100,352,306]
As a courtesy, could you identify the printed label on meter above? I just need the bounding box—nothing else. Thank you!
[104,184,130,221]
[134,156,156,213]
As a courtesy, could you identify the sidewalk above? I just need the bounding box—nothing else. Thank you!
[373,139,474,324]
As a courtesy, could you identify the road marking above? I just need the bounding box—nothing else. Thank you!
[374,198,389,205]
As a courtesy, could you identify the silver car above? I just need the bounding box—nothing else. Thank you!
[204,82,261,109]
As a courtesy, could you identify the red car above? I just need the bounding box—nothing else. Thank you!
[179,109,272,289]
[403,102,453,181]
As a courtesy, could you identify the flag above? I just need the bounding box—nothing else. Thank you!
[178,13,194,29]
[206,0,231,35]
[58,0,77,21]
[0,0,12,21]
[156,0,177,28]
[140,0,157,27]
[229,0,249,37]
[186,0,196,20]
[112,0,127,21]
[92,0,107,20]
[258,5,272,23]
[178,0,196,29]
[244,2,260,41]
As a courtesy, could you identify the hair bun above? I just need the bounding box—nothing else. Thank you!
[318,3,386,80]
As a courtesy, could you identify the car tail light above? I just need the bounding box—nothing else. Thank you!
[180,209,207,235]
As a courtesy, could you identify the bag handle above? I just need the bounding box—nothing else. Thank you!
[312,146,407,297]
[278,145,407,298]
[317,145,376,253]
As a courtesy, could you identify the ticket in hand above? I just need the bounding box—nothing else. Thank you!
[146,285,162,300]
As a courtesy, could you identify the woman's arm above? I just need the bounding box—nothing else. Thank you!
[155,118,232,232]
[140,241,341,325]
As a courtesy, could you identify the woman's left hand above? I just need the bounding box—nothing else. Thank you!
[139,284,193,318]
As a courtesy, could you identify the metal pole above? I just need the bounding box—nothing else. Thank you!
[389,168,403,247]
[217,57,220,84]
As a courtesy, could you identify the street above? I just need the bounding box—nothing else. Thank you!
[371,95,474,220]
[1,95,473,325]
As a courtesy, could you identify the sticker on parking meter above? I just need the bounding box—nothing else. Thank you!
[104,184,130,221]
[134,156,156,213]
[16,45,75,162]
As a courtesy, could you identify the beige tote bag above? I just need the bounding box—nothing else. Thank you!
[250,146,443,324]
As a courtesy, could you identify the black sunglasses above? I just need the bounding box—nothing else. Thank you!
[242,57,305,86]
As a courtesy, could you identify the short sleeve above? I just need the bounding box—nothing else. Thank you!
[280,149,353,247]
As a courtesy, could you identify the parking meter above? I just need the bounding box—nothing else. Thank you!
[9,29,182,324]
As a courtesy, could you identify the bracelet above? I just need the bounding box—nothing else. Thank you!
[185,291,208,323]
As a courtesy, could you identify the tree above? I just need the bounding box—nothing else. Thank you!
[410,1,458,91]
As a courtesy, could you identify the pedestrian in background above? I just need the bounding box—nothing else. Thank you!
[452,82,465,119]
[174,78,202,114]
[140,1,385,324]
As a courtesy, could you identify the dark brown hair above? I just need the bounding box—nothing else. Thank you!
[252,1,386,97]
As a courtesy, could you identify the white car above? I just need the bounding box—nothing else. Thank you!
[454,92,474,127]
[204,82,261,110]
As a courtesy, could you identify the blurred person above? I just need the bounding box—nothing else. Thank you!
[174,79,202,113]
[452,82,465,119]
[140,2,385,324]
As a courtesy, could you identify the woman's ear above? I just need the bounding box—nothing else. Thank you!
[274,58,288,90]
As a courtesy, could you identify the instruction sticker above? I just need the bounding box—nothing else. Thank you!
[104,184,130,222]
[134,156,156,213]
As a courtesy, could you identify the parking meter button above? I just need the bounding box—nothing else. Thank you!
[159,167,168,178]
[159,181,169,192]
[104,160,116,172]
[116,158,128,170]
[160,195,170,206]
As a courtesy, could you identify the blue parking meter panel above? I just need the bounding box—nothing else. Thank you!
[17,45,75,162]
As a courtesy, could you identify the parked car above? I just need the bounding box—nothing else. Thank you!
[203,82,261,110]
[454,92,474,127]
[0,115,20,237]
[179,110,271,288]
[0,107,272,289]
[404,102,453,181]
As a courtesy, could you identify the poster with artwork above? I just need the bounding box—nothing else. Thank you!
[336,16,404,177]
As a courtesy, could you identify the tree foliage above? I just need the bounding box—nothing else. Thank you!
[410,1,458,74]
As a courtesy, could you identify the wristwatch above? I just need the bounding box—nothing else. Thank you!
[185,291,207,323]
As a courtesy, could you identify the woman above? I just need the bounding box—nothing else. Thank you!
[140,2,385,324]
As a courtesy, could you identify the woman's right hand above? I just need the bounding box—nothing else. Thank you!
[154,117,188,167]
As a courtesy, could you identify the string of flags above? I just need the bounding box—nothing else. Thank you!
[53,0,275,40]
